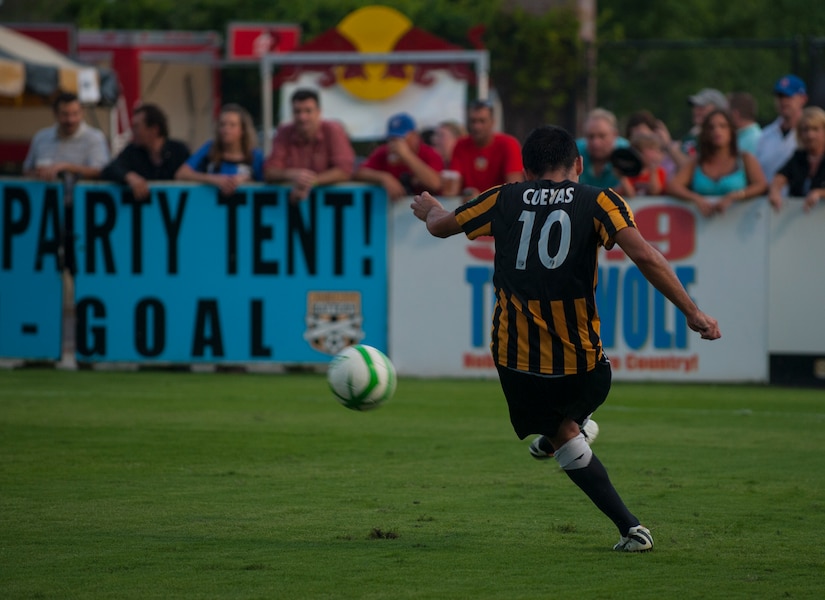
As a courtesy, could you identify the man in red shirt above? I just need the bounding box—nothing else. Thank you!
[354,113,443,200]
[446,100,524,200]
[264,88,356,202]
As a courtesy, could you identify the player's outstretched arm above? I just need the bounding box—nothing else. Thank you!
[411,192,462,238]
[614,227,721,340]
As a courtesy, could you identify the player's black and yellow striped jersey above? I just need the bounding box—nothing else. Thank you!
[455,180,636,375]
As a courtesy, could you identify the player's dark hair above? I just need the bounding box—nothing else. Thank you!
[52,92,79,112]
[134,103,169,138]
[291,88,320,107]
[522,125,580,176]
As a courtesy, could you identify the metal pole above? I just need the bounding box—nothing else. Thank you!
[260,55,273,156]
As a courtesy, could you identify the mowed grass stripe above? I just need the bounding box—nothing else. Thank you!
[1,370,824,599]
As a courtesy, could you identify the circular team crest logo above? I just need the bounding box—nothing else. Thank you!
[335,6,415,101]
[474,156,488,171]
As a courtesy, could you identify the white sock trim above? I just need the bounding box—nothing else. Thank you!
[554,433,593,470]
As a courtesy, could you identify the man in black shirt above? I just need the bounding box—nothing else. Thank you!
[101,104,190,199]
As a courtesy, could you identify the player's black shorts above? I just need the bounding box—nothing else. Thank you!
[496,358,612,440]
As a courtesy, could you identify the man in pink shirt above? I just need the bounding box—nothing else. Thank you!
[354,113,443,200]
[264,88,356,202]
[446,99,524,200]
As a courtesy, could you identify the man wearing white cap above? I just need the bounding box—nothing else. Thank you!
[755,74,809,180]
[678,88,729,160]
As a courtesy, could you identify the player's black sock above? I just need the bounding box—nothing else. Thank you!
[562,453,640,536]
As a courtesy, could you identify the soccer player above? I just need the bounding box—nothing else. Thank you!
[410,125,721,552]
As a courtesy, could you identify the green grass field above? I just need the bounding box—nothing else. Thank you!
[1,369,824,599]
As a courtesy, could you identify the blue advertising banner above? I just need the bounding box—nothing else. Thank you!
[0,179,63,360]
[72,183,388,363]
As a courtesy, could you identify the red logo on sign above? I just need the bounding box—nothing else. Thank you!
[467,236,495,261]
[226,24,301,62]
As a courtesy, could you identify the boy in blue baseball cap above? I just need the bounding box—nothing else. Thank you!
[774,74,807,97]
[755,75,808,180]
[354,113,444,199]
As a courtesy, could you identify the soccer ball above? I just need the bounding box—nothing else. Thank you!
[327,344,397,411]
[582,419,599,443]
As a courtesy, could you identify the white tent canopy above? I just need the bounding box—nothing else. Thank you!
[0,25,118,105]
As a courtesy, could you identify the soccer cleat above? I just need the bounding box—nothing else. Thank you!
[529,435,555,460]
[613,525,654,552]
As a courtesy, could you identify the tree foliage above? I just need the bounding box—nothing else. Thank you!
[484,7,582,140]
[597,0,825,134]
[4,0,825,137]
[30,0,577,133]
[599,0,825,41]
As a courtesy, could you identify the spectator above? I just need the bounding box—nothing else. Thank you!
[755,74,808,181]
[175,104,263,196]
[728,92,762,155]
[768,106,825,213]
[264,88,355,203]
[23,92,110,319]
[23,92,110,181]
[354,113,443,200]
[680,89,729,159]
[100,104,190,200]
[616,132,667,197]
[624,109,678,179]
[446,99,523,199]
[431,120,466,168]
[666,109,767,217]
[576,108,628,188]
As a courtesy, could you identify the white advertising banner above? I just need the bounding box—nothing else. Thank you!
[279,70,467,141]
[768,201,825,354]
[390,198,496,378]
[598,197,769,382]
[390,196,771,382]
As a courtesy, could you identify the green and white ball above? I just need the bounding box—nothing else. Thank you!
[582,418,599,443]
[327,344,397,411]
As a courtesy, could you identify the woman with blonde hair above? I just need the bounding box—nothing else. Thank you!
[768,105,825,212]
[665,109,767,217]
[175,103,264,195]
[432,120,467,168]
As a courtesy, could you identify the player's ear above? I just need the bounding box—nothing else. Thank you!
[575,155,584,175]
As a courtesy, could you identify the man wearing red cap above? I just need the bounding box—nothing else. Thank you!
[756,74,809,180]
